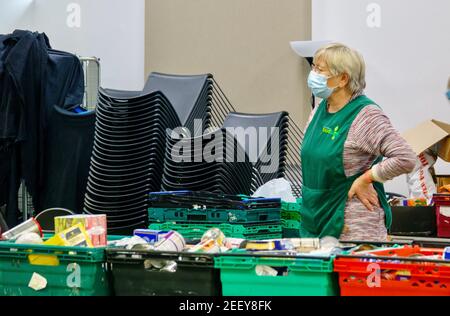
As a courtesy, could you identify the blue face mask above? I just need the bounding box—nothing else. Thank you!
[446,90,450,100]
[307,70,335,99]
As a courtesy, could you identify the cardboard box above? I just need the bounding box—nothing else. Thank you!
[402,119,450,162]
[436,175,450,188]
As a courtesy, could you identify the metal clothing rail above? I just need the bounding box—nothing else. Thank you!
[79,56,101,111]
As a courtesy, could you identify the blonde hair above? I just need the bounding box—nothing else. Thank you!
[314,43,366,95]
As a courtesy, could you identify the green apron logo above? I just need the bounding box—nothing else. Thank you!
[322,126,340,140]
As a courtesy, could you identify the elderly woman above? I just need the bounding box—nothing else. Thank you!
[300,43,416,241]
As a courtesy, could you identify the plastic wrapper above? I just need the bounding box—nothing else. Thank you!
[15,232,44,245]
[255,265,278,277]
[144,259,177,272]
[189,228,226,253]
[110,236,149,250]
[252,178,296,203]
[407,150,437,200]
[224,238,246,249]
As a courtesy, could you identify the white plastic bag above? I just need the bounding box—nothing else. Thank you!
[252,178,297,203]
[406,150,437,200]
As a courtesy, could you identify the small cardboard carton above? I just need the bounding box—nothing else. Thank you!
[402,119,450,162]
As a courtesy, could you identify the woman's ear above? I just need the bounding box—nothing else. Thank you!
[340,73,350,88]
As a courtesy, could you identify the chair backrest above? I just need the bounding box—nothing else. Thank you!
[222,112,289,161]
[143,72,211,126]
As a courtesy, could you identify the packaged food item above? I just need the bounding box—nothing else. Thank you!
[1,218,43,241]
[50,223,93,247]
[443,247,450,260]
[290,238,321,252]
[201,228,225,245]
[55,214,106,247]
[241,240,277,251]
[133,229,169,244]
[189,228,226,253]
[189,239,221,253]
[27,224,93,266]
[401,198,429,207]
[154,231,186,252]
[224,238,246,249]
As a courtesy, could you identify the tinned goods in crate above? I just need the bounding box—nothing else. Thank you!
[148,222,282,240]
[214,254,337,296]
[0,236,114,296]
[1,218,43,241]
[334,245,450,296]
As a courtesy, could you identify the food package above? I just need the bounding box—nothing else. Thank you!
[154,231,186,252]
[55,214,106,247]
[28,224,93,266]
[133,229,170,244]
[406,150,437,200]
[51,222,93,247]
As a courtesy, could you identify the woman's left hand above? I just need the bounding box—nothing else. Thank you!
[348,170,380,211]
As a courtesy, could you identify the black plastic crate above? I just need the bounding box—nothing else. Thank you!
[106,248,221,296]
[389,206,436,237]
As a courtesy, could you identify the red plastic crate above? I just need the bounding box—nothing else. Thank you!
[434,194,450,238]
[334,246,450,296]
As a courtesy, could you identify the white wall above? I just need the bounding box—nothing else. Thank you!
[0,0,145,90]
[0,0,35,32]
[312,0,450,195]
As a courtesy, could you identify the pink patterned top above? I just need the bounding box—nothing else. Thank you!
[304,97,416,241]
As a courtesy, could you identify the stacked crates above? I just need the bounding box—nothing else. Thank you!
[281,198,302,238]
[148,191,283,241]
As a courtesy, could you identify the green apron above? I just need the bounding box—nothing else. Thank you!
[300,95,392,238]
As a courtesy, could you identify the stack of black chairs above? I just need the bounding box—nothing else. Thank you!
[161,127,259,195]
[83,72,236,234]
[161,111,304,197]
[83,88,181,234]
[222,111,304,197]
[222,112,289,186]
[143,72,235,135]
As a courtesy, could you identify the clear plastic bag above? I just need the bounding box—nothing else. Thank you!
[252,178,297,203]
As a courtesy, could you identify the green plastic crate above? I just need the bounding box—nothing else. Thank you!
[0,236,124,296]
[149,222,282,240]
[148,207,281,224]
[282,229,301,238]
[281,219,300,229]
[281,220,301,238]
[281,210,301,221]
[215,254,338,296]
[281,198,302,212]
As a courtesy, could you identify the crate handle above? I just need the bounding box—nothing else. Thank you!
[144,259,177,273]
[255,265,288,277]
